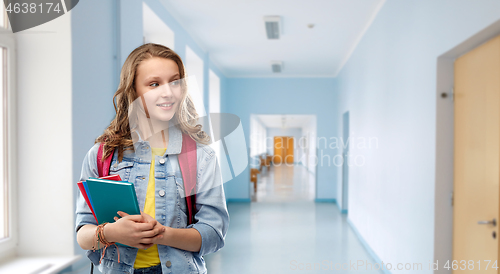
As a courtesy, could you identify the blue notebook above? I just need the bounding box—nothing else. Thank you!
[86,177,141,247]
[82,181,95,213]
[86,177,140,223]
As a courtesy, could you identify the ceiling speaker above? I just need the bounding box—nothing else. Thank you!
[271,61,283,73]
[264,16,281,39]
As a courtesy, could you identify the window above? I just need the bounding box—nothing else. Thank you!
[0,2,6,29]
[208,69,220,114]
[250,116,267,157]
[0,11,17,256]
[143,2,175,49]
[0,47,5,240]
[208,69,222,162]
[185,46,204,115]
[185,46,209,144]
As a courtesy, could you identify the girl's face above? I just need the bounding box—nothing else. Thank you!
[134,57,182,122]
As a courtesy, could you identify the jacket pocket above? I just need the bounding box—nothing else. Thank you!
[108,160,134,181]
[182,250,200,274]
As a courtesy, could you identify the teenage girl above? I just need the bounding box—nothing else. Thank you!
[75,43,229,274]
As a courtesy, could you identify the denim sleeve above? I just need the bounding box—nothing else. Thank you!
[187,147,230,257]
[75,143,101,233]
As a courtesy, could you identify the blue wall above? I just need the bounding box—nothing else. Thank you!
[334,0,500,271]
[71,0,118,263]
[223,78,338,201]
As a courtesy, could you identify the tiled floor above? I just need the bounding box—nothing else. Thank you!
[205,164,382,274]
[254,164,315,202]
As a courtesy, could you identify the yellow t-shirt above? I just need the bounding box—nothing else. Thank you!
[134,147,166,269]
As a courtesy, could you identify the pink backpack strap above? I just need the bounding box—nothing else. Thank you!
[97,143,114,177]
[178,133,197,225]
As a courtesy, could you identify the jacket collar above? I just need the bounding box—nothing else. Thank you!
[165,124,182,155]
[133,125,183,156]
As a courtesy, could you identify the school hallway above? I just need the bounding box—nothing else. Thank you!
[2,0,500,274]
[205,164,382,274]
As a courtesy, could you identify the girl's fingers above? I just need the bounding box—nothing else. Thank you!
[149,220,158,226]
[117,211,129,217]
[113,216,119,221]
[155,226,166,235]
[141,212,157,224]
[123,214,145,223]
[141,226,165,238]
[154,234,164,240]
[135,221,155,231]
[140,237,153,244]
[141,229,157,238]
[139,233,163,245]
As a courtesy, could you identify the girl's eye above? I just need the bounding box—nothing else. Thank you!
[169,80,180,86]
[150,83,159,87]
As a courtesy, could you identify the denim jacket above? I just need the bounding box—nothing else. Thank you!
[75,125,230,274]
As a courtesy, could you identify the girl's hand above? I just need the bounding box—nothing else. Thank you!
[104,211,165,249]
[151,225,171,245]
[138,212,168,245]
[117,211,161,230]
[138,211,157,226]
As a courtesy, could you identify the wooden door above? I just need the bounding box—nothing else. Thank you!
[273,136,294,164]
[453,35,500,272]
[274,136,284,164]
[285,137,294,164]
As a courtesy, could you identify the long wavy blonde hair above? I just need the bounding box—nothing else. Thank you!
[96,43,210,162]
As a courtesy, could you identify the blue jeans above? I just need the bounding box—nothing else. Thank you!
[134,264,162,274]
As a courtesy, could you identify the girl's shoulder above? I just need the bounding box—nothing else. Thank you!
[79,143,102,179]
[195,142,216,160]
[88,142,102,154]
[84,143,101,164]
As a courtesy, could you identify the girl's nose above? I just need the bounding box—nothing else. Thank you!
[160,83,173,97]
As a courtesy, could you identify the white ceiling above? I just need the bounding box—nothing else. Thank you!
[159,0,385,78]
[256,114,315,128]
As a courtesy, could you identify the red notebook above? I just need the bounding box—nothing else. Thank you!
[77,174,121,222]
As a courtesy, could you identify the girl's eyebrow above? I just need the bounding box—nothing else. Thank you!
[144,74,180,82]
[144,76,161,82]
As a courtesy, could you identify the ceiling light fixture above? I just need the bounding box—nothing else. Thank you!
[264,16,281,39]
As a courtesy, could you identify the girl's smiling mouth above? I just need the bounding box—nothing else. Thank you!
[157,102,174,110]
